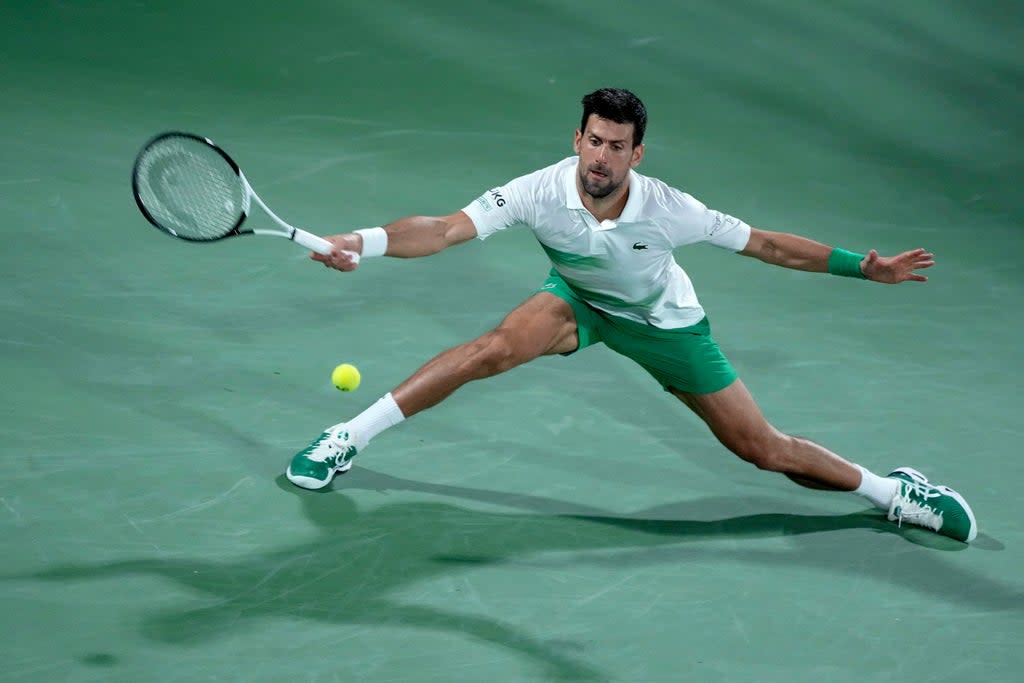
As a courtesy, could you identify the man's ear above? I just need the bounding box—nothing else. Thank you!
[631,143,645,168]
[573,129,582,155]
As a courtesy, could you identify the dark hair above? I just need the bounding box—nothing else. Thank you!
[580,88,648,146]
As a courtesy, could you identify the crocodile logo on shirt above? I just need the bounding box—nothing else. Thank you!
[632,242,649,250]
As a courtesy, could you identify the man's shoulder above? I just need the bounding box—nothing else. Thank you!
[630,170,706,217]
[632,168,686,198]
[501,156,575,203]
[514,156,575,185]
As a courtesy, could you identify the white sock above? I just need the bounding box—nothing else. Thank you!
[854,465,899,510]
[338,392,405,448]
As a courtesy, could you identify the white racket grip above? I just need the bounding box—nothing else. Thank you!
[292,228,361,263]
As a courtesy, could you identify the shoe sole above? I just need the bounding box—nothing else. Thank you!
[286,460,354,491]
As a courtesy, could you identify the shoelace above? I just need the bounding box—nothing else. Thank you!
[901,479,942,501]
[300,432,340,463]
[890,480,944,531]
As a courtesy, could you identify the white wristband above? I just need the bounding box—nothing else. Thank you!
[354,227,388,258]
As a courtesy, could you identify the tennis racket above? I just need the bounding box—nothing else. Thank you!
[131,131,358,261]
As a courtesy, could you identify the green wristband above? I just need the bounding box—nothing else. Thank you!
[828,248,867,279]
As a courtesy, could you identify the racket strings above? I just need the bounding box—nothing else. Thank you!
[134,137,246,240]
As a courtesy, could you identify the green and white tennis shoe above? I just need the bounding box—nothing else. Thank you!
[286,425,361,490]
[886,467,977,543]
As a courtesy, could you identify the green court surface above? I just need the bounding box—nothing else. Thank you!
[2,2,1022,681]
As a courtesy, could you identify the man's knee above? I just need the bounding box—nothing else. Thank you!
[720,428,792,472]
[462,329,522,377]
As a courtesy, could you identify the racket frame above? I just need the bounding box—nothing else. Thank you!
[132,131,355,259]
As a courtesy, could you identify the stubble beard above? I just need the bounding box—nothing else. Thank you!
[578,165,621,200]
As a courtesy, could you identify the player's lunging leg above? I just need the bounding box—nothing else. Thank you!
[286,294,579,490]
[672,381,863,490]
[674,380,977,542]
[389,294,579,416]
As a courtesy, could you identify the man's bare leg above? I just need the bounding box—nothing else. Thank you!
[392,293,580,417]
[286,293,578,489]
[669,379,979,542]
[671,379,861,491]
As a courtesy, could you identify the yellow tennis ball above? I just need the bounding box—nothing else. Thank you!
[331,363,361,391]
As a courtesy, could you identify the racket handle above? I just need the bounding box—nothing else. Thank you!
[293,228,361,263]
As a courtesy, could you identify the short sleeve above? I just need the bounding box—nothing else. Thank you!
[461,173,535,240]
[661,185,751,252]
[702,208,751,251]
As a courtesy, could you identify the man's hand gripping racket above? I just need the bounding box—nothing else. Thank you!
[132,131,359,264]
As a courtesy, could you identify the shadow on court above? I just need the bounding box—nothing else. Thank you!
[8,468,1021,681]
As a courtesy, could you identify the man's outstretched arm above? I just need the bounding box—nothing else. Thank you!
[739,227,935,284]
[314,211,479,271]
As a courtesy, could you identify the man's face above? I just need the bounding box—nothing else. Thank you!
[573,114,644,199]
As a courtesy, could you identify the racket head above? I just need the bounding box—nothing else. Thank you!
[132,132,251,242]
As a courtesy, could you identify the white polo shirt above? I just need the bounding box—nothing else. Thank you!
[462,156,751,329]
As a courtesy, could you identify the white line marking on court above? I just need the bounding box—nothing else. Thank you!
[0,178,40,185]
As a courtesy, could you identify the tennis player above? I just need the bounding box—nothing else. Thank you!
[287,88,977,543]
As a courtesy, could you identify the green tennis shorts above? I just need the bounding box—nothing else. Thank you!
[536,270,737,395]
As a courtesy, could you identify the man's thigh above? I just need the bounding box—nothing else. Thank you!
[531,269,607,354]
[670,379,776,446]
[496,291,581,357]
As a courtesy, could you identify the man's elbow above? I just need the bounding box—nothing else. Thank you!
[742,234,779,263]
